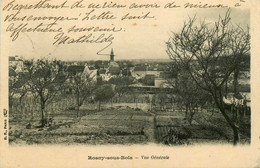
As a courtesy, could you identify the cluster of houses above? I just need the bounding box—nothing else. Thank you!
[63,49,174,88]
[9,49,251,110]
[8,49,175,93]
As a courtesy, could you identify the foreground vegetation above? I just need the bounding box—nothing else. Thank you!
[9,104,250,145]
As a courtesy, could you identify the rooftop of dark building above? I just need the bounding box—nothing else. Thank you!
[134,66,147,71]
[67,65,85,74]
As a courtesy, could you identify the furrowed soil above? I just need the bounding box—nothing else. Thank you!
[9,107,155,145]
[9,106,250,145]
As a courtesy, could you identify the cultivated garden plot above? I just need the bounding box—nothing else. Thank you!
[9,108,155,145]
[9,104,250,145]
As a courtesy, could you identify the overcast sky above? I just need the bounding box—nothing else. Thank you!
[5,7,250,61]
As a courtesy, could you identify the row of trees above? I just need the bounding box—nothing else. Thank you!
[11,59,170,127]
[166,9,250,145]
[9,59,137,127]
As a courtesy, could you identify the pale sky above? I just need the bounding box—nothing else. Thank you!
[3,5,249,61]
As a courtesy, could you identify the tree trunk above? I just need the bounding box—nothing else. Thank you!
[213,91,240,145]
[219,106,240,145]
[150,97,152,111]
[189,107,195,125]
[77,106,80,118]
[243,105,246,118]
[232,125,240,145]
[185,105,188,119]
[225,80,228,97]
[233,69,239,94]
[234,104,236,120]
[40,98,46,127]
[98,100,101,111]
[77,93,80,118]
[41,107,45,127]
[235,106,239,123]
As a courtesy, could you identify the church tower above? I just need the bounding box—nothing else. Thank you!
[110,48,114,62]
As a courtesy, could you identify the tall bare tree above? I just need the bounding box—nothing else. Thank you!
[166,9,250,145]
[24,59,67,127]
[69,70,96,118]
[94,84,115,111]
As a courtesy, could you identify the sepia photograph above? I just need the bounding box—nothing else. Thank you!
[1,0,260,167]
[7,7,250,146]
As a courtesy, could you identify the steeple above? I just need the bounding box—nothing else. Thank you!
[110,48,114,62]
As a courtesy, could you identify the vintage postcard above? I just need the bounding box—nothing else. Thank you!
[0,0,260,167]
